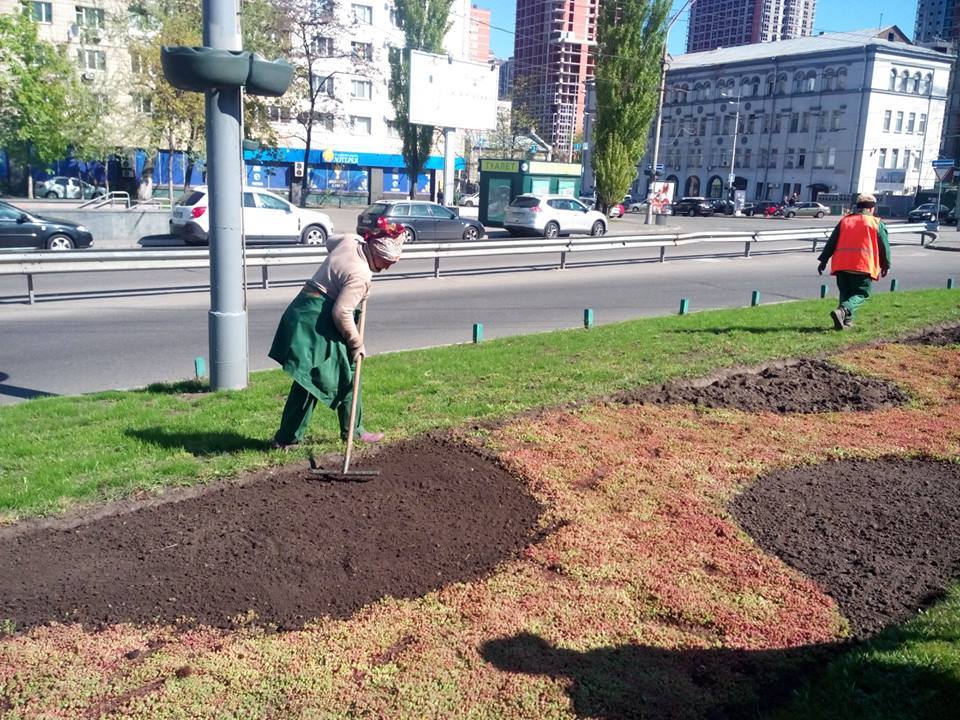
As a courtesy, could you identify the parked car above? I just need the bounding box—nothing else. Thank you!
[38,176,106,200]
[459,192,479,207]
[504,194,607,238]
[743,201,782,217]
[170,186,333,246]
[710,199,735,215]
[356,200,484,242]
[0,199,93,250]
[907,203,951,222]
[783,201,831,218]
[608,203,625,218]
[670,197,715,217]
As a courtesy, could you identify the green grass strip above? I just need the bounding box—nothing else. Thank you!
[0,289,957,521]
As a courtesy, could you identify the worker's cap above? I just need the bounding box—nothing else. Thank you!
[855,193,877,207]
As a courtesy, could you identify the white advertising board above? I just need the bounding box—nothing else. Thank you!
[408,49,498,130]
[649,181,675,214]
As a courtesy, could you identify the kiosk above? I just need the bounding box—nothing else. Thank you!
[478,159,583,226]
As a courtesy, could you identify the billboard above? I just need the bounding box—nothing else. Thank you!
[649,181,675,214]
[408,49,498,130]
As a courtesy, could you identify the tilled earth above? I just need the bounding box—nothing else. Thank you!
[731,457,960,638]
[905,322,960,346]
[615,358,911,413]
[0,438,542,630]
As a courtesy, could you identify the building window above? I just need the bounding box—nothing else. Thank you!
[878,148,886,168]
[907,112,916,133]
[134,95,152,114]
[351,79,372,99]
[923,74,933,94]
[824,69,835,91]
[770,148,778,168]
[31,1,52,23]
[904,149,912,170]
[818,111,828,132]
[75,5,104,28]
[804,71,816,92]
[742,148,751,168]
[352,41,373,60]
[267,105,293,123]
[312,75,335,97]
[895,111,903,132]
[312,36,334,56]
[899,70,909,92]
[914,151,921,170]
[77,48,106,71]
[919,113,927,133]
[790,112,799,132]
[760,148,768,168]
[827,147,836,168]
[773,114,782,133]
[813,148,824,168]
[889,69,897,91]
[785,148,795,168]
[883,110,891,132]
[352,3,372,24]
[891,148,899,167]
[386,119,399,137]
[837,69,846,90]
[793,71,804,93]
[797,148,806,168]
[801,112,810,132]
[766,74,775,95]
[776,74,787,94]
[831,110,843,131]
[350,115,371,134]
[912,72,921,93]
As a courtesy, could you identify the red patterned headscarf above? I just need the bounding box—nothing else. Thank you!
[364,218,406,262]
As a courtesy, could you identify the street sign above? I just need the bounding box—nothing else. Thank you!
[934,166,953,181]
[932,158,955,167]
[728,173,736,184]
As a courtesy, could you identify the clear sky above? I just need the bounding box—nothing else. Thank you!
[480,0,920,60]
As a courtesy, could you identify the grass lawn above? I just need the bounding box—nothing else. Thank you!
[0,289,958,718]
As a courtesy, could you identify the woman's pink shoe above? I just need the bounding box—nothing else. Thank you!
[358,431,384,443]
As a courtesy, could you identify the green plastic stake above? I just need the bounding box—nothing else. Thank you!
[194,356,206,379]
[583,308,594,328]
[472,323,483,343]
[890,278,898,292]
[750,290,760,307]
[679,298,689,315]
[820,284,828,298]
[949,277,955,289]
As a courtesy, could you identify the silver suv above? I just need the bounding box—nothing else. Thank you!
[504,194,607,238]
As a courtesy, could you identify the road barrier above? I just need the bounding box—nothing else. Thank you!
[0,224,936,305]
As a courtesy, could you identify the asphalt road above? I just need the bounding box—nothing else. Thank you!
[1,230,957,404]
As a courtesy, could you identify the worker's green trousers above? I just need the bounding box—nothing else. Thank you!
[835,272,873,319]
[276,381,363,444]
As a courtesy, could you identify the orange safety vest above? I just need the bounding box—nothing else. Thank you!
[831,213,882,280]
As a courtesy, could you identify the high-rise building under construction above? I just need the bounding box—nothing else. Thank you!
[686,0,816,53]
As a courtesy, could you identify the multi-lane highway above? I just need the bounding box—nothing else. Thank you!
[1,219,957,404]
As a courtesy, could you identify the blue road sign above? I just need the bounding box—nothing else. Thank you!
[932,158,955,167]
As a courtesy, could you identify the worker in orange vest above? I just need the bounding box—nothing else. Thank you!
[817,193,891,330]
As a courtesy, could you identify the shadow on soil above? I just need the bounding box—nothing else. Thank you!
[481,631,960,719]
[125,427,269,455]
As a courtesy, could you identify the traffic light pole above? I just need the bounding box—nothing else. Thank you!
[203,0,248,390]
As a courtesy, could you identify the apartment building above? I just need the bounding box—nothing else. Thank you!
[686,0,816,53]
[512,0,596,161]
[583,28,952,203]
[469,4,491,63]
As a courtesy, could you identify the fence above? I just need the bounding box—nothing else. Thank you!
[0,224,936,305]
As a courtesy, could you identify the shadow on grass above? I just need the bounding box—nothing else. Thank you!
[140,379,209,395]
[125,427,270,455]
[669,324,829,335]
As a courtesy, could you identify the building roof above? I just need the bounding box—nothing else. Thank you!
[670,26,953,70]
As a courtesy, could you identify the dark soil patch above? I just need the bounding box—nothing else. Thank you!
[904,323,960,346]
[730,457,960,638]
[616,358,910,413]
[0,437,542,631]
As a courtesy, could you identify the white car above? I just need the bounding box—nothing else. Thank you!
[504,194,607,238]
[459,192,479,206]
[170,186,333,245]
[39,176,106,200]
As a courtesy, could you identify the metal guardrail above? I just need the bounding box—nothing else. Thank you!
[0,224,936,304]
[78,191,131,209]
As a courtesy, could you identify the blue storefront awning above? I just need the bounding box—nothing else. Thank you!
[243,146,464,171]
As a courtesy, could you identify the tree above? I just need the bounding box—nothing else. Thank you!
[591,0,670,211]
[0,10,96,196]
[127,0,285,200]
[389,0,453,198]
[274,0,371,206]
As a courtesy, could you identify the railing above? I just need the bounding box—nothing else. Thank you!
[131,197,172,210]
[0,224,936,305]
[78,192,131,209]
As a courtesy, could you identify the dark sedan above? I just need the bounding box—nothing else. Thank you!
[357,200,485,243]
[0,200,94,250]
[906,203,950,223]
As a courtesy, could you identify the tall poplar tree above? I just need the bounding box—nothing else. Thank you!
[388,0,453,198]
[591,0,670,210]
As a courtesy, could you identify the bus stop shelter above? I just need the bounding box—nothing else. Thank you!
[478,159,582,226]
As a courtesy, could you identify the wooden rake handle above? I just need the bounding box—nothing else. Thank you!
[342,296,368,474]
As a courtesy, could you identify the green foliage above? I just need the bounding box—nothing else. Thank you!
[0,289,957,520]
[591,0,670,209]
[389,0,453,197]
[0,10,95,174]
